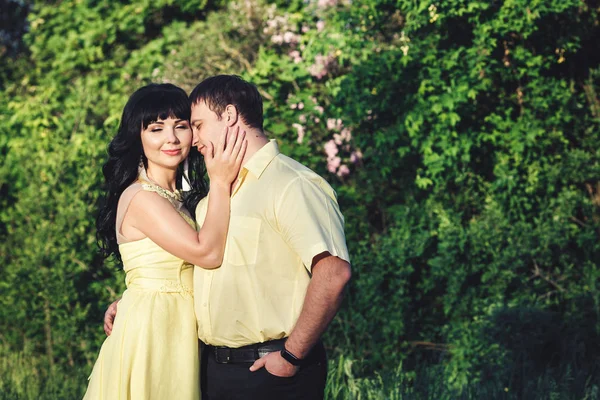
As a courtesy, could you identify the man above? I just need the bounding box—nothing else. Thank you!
[105,75,351,399]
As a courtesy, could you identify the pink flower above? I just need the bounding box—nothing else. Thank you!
[327,118,336,130]
[324,140,338,158]
[309,63,327,79]
[283,31,298,44]
[288,50,302,64]
[302,25,310,33]
[316,20,325,31]
[328,118,344,131]
[327,156,341,172]
[350,150,363,163]
[299,114,307,123]
[298,102,304,110]
[317,0,338,9]
[314,105,324,114]
[292,123,305,144]
[271,35,283,44]
[340,127,352,141]
[337,164,350,177]
[314,117,321,123]
[333,133,343,145]
[309,53,336,79]
[290,103,297,109]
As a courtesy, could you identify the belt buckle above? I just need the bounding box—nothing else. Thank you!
[253,344,260,361]
[216,346,232,364]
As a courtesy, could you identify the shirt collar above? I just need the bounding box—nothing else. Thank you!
[243,139,280,179]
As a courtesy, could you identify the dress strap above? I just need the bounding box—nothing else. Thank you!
[116,183,144,244]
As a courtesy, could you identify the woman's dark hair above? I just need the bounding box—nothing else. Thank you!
[96,83,207,261]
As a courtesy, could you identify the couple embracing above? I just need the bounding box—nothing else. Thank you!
[84,75,351,400]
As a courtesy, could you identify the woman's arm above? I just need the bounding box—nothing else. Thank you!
[126,128,246,268]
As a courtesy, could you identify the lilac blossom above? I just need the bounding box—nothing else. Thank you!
[288,50,302,64]
[292,123,305,144]
[324,140,339,158]
[327,156,341,173]
[283,31,299,44]
[337,164,350,177]
[309,53,336,79]
[340,127,352,141]
[350,150,363,163]
[333,133,343,145]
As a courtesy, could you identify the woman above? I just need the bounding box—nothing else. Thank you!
[84,83,246,400]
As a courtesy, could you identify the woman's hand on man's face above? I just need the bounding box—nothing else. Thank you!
[204,125,247,188]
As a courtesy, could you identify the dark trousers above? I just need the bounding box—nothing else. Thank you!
[201,341,327,400]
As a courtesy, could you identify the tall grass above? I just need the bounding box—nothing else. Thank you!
[1,345,599,399]
[0,344,87,400]
[325,355,600,400]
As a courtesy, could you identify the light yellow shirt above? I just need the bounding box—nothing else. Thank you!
[193,140,350,347]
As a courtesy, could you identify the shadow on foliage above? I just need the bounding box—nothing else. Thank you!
[481,303,600,398]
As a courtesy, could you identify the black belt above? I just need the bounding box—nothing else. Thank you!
[208,338,287,364]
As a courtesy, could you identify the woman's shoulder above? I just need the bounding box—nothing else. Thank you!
[118,181,172,217]
[125,182,196,229]
[117,182,144,209]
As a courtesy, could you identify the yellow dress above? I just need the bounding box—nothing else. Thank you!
[84,182,200,400]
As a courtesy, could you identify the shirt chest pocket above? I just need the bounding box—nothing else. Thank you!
[225,216,262,266]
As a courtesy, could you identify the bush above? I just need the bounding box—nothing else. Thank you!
[0,0,599,395]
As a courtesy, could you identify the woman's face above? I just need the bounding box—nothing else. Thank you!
[141,117,192,170]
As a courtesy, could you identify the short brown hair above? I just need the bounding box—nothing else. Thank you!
[189,75,263,130]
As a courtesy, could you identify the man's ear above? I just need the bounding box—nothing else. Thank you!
[224,104,238,127]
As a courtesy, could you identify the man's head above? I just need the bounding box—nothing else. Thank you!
[190,75,263,154]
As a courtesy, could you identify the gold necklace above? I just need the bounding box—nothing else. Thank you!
[143,171,182,202]
[144,182,183,202]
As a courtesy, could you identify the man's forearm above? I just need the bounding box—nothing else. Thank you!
[284,255,351,359]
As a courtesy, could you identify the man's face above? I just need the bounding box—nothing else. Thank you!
[190,100,226,157]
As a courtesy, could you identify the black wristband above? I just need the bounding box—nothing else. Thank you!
[280,347,304,366]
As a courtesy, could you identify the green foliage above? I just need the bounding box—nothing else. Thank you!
[2,348,598,400]
[0,344,87,400]
[1,0,599,396]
